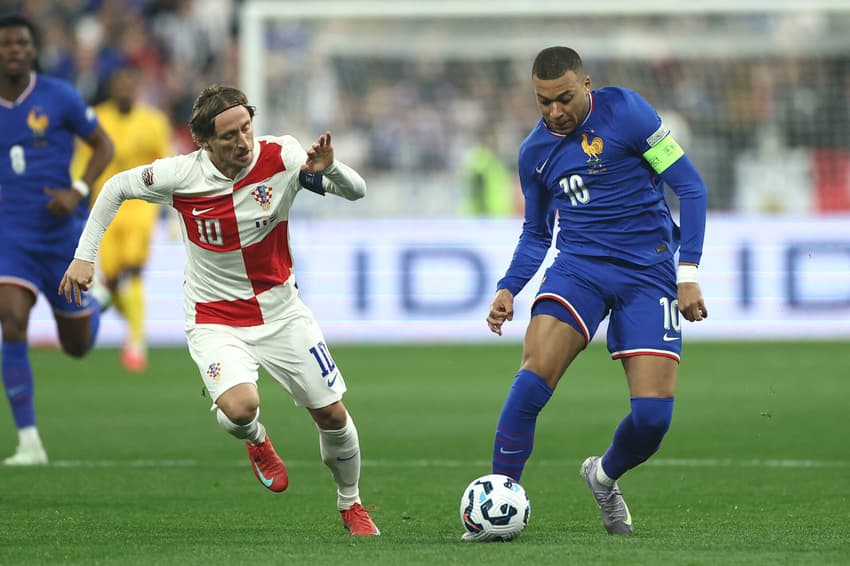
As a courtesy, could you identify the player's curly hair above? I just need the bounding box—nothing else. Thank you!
[189,85,256,143]
[532,46,584,80]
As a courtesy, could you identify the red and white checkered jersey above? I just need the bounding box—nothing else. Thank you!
[75,134,365,327]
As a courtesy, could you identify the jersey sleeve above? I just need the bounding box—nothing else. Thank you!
[617,88,667,155]
[618,88,708,265]
[61,81,98,140]
[73,157,181,262]
[496,145,554,295]
[320,160,366,200]
[276,135,366,201]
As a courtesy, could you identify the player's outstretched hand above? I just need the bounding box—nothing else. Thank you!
[487,288,515,336]
[302,131,334,173]
[44,187,83,216]
[59,259,96,307]
[678,282,708,322]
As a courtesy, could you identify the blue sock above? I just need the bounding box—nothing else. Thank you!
[492,369,553,481]
[601,397,674,480]
[88,298,102,349]
[2,342,35,429]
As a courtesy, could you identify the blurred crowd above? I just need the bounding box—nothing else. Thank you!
[1,0,240,153]
[4,1,850,216]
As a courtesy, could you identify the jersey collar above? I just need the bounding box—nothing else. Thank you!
[0,72,37,109]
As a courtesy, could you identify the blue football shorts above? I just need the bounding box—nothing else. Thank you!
[0,221,94,315]
[531,252,682,361]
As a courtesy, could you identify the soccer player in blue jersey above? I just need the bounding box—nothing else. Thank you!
[0,15,114,465]
[478,46,708,537]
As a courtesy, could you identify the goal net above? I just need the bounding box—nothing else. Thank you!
[240,1,850,218]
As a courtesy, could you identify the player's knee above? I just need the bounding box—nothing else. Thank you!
[310,401,347,430]
[631,397,674,439]
[220,403,258,425]
[0,316,29,342]
[60,340,90,359]
[216,386,259,424]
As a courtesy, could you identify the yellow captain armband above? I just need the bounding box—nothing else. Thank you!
[642,134,684,174]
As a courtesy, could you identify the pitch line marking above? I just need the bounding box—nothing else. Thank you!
[36,458,850,469]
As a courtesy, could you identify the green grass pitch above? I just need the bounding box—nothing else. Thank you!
[0,341,848,565]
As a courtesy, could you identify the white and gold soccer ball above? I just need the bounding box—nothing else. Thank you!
[460,473,530,541]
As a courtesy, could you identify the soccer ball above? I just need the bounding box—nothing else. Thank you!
[460,473,530,542]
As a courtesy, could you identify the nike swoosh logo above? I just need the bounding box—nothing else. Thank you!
[662,333,680,342]
[6,386,27,397]
[327,373,338,387]
[337,451,359,462]
[535,158,549,174]
[254,462,274,488]
[192,207,214,216]
[500,448,523,455]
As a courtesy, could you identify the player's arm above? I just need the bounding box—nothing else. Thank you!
[488,153,554,335]
[622,89,708,322]
[59,163,170,305]
[640,123,708,322]
[656,153,708,322]
[297,131,366,201]
[78,124,115,192]
[45,125,114,216]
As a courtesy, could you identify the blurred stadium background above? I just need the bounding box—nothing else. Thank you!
[3,3,849,563]
[9,0,850,346]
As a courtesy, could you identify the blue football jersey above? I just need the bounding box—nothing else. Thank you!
[0,73,97,234]
[499,87,691,295]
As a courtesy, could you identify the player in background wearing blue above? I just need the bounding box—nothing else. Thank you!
[0,15,114,465]
[477,47,708,537]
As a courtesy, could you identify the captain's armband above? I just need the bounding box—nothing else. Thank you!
[643,134,684,174]
[299,171,325,195]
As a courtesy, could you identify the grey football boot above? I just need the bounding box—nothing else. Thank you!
[580,456,634,535]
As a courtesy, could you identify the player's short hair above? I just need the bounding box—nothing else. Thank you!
[532,46,584,80]
[189,85,256,142]
[0,14,40,49]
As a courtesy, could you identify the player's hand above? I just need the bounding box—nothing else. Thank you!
[302,131,334,173]
[487,288,515,336]
[59,259,95,307]
[678,282,708,322]
[44,187,83,216]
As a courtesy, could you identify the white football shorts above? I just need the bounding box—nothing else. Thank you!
[186,299,347,409]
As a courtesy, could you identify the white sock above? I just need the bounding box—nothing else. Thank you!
[18,426,43,449]
[318,412,361,510]
[596,460,616,487]
[216,407,266,445]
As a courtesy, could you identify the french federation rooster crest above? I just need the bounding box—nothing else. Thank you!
[27,107,49,137]
[581,132,604,162]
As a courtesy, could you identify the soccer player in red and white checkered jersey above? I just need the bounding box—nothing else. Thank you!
[60,85,379,536]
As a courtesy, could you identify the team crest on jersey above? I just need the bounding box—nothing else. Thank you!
[252,184,273,210]
[206,362,222,382]
[580,131,606,173]
[26,107,49,137]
